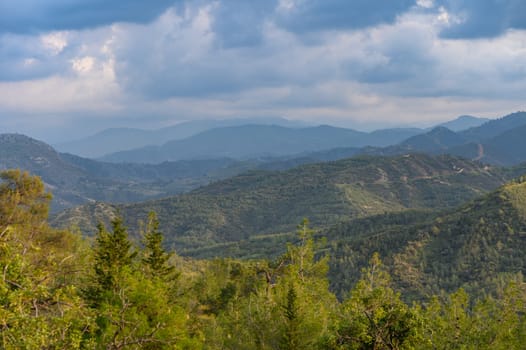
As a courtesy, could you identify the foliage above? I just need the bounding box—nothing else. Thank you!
[5,168,526,349]
[54,154,513,255]
[141,212,176,279]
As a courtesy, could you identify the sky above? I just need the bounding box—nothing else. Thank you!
[1,0,525,142]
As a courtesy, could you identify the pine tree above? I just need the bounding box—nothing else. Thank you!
[93,216,136,292]
[281,283,300,350]
[142,212,175,278]
[334,253,416,350]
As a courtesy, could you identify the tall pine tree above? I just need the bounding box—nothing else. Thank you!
[92,216,136,293]
[142,212,175,279]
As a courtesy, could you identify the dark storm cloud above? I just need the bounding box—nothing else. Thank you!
[276,0,415,33]
[211,0,279,47]
[0,34,66,81]
[0,0,176,34]
[177,0,415,48]
[438,0,526,38]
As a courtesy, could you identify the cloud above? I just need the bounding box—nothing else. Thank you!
[0,26,114,82]
[10,1,522,109]
[275,0,415,33]
[0,32,70,81]
[0,0,175,34]
[438,0,526,38]
[1,0,526,140]
[210,0,279,47]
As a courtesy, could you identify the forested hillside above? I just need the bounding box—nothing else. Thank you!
[359,112,526,166]
[327,177,526,299]
[0,134,257,211]
[2,169,526,349]
[53,154,520,255]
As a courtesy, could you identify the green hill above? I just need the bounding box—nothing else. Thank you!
[326,177,526,299]
[0,134,254,212]
[52,154,515,253]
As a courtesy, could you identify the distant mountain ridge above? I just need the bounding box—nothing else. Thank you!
[5,111,526,214]
[437,115,489,132]
[0,134,257,212]
[55,114,490,161]
[354,111,526,166]
[99,124,423,163]
[399,126,467,153]
[460,111,526,141]
[55,117,309,158]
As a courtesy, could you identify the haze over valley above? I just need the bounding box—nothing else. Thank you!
[2,1,526,348]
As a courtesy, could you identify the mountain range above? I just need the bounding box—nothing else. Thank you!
[357,111,526,166]
[94,113,524,165]
[98,124,423,163]
[436,115,490,131]
[55,117,309,158]
[4,110,526,300]
[2,112,525,212]
[0,134,256,212]
[51,153,523,253]
[56,115,490,163]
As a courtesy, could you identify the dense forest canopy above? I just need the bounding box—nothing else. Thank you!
[1,169,526,348]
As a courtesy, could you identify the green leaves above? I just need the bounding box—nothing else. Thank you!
[331,253,417,350]
[3,168,526,349]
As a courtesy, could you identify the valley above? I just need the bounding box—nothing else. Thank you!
[2,111,526,348]
[3,1,526,346]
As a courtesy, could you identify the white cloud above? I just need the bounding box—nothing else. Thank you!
[417,0,434,9]
[40,32,68,55]
[71,56,95,74]
[1,1,526,139]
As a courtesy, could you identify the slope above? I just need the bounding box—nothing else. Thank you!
[437,115,489,132]
[398,126,467,153]
[0,134,255,212]
[326,176,526,300]
[448,124,526,166]
[53,154,512,253]
[56,117,308,158]
[460,111,526,141]
[99,125,423,164]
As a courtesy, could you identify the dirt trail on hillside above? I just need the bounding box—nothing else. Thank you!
[474,143,484,161]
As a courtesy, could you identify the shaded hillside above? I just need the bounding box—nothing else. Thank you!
[56,117,308,158]
[0,134,111,211]
[449,124,526,166]
[437,115,489,132]
[0,134,256,211]
[60,153,248,183]
[100,125,423,163]
[398,127,467,153]
[327,177,526,300]
[53,154,512,253]
[353,112,526,166]
[460,111,526,141]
